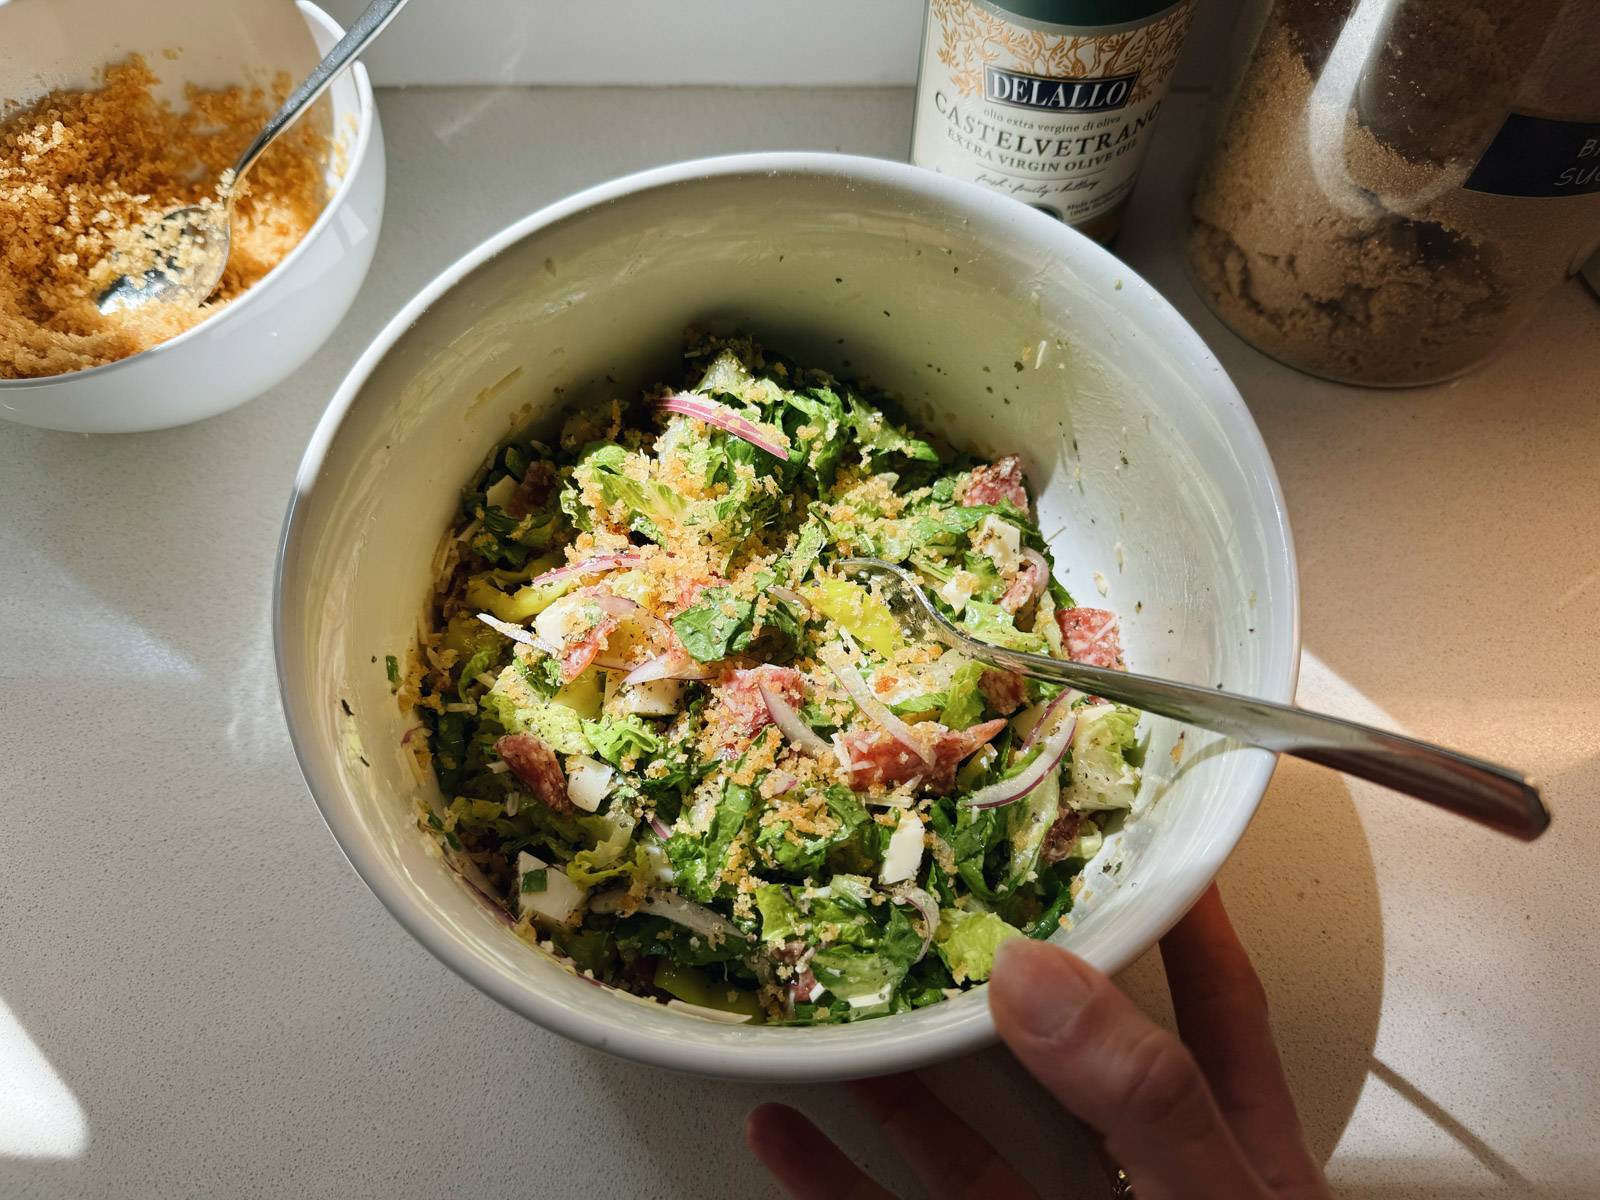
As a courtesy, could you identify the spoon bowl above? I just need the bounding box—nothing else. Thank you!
[94,0,408,316]
[97,205,231,313]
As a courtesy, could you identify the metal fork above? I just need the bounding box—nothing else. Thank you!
[836,558,1549,841]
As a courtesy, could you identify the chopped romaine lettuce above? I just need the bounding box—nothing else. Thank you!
[934,908,1024,984]
[1066,704,1141,811]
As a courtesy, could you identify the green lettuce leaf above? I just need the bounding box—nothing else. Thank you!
[1065,704,1141,811]
[939,660,987,730]
[844,393,939,466]
[755,883,804,944]
[934,908,1024,984]
[581,713,660,768]
[960,602,1048,654]
[666,778,755,902]
[482,665,591,755]
[671,587,755,662]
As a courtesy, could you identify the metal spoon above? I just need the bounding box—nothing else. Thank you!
[837,557,1550,841]
[97,0,409,314]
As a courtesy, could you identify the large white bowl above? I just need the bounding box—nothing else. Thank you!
[0,0,384,434]
[276,154,1300,1081]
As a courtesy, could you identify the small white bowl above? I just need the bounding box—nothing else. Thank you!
[276,154,1300,1081]
[0,0,384,433]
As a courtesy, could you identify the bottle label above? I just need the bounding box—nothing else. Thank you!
[912,0,1195,225]
[1464,113,1600,198]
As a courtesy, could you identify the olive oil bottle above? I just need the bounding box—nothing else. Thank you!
[911,0,1196,242]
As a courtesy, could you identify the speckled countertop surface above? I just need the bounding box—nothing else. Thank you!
[1,87,1595,1200]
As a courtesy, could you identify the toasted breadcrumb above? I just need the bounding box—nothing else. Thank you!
[0,55,327,378]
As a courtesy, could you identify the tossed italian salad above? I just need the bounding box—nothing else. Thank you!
[401,334,1140,1025]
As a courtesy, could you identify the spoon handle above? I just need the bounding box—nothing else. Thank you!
[965,637,1549,841]
[229,0,410,186]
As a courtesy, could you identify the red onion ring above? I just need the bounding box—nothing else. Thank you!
[766,769,797,795]
[1020,688,1082,752]
[584,592,639,618]
[819,644,933,766]
[526,553,642,590]
[647,814,673,840]
[621,649,718,683]
[758,681,829,758]
[658,392,791,461]
[892,885,941,963]
[962,708,1077,810]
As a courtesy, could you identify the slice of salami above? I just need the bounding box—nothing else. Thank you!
[494,733,572,814]
[962,454,1029,514]
[1056,607,1125,670]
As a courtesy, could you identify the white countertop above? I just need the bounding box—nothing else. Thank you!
[2,86,1596,1200]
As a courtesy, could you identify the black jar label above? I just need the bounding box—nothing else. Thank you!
[1464,113,1600,198]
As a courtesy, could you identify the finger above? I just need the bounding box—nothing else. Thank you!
[1160,885,1326,1196]
[989,937,1266,1200]
[850,1074,1036,1199]
[745,1103,896,1200]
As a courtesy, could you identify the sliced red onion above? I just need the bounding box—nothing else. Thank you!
[892,885,941,963]
[766,769,797,795]
[831,731,855,773]
[962,708,1077,810]
[1020,688,1082,752]
[758,681,829,758]
[589,889,751,944]
[585,592,639,618]
[818,644,933,766]
[622,649,717,683]
[526,553,642,590]
[622,653,675,685]
[475,611,541,647]
[400,726,422,746]
[1021,546,1050,585]
[658,392,790,461]
[647,813,673,840]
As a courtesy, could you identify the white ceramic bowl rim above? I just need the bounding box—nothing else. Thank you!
[0,0,376,392]
[276,152,1301,1079]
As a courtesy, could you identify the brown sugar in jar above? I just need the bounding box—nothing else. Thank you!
[1186,0,1600,387]
[0,56,326,380]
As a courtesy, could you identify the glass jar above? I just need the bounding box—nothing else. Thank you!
[1186,0,1600,386]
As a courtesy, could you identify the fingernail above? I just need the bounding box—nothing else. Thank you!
[990,938,1094,1035]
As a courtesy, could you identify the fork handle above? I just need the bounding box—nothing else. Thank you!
[974,643,1550,841]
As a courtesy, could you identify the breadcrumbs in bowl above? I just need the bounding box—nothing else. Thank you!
[0,55,327,380]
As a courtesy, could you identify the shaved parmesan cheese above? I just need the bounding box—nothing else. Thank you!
[515,852,585,924]
[879,813,925,884]
[621,677,686,716]
[484,475,518,511]
[565,755,615,812]
[534,592,602,650]
[937,569,980,614]
[973,514,1022,575]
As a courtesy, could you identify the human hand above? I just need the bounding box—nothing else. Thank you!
[746,885,1330,1200]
